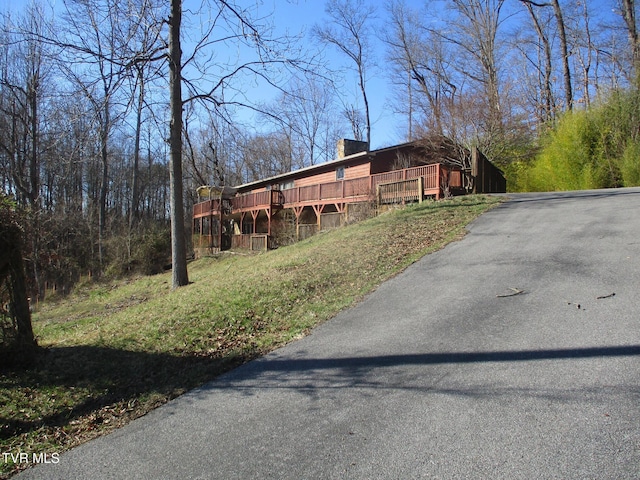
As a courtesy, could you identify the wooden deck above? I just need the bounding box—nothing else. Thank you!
[194,163,460,220]
[193,163,464,252]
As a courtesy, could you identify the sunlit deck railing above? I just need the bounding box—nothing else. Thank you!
[194,163,460,218]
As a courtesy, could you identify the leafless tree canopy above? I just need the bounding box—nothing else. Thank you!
[384,0,639,160]
[314,0,376,147]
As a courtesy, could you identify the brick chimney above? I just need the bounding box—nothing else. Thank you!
[337,139,369,159]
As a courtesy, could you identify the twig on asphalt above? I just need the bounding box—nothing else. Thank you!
[596,292,615,299]
[496,288,524,298]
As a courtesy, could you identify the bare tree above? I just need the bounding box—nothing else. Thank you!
[522,0,573,110]
[341,102,366,142]
[0,2,56,299]
[551,0,573,110]
[314,0,376,147]
[123,0,164,230]
[570,0,596,107]
[518,0,555,124]
[57,0,142,268]
[182,112,245,193]
[269,76,341,167]
[166,0,315,287]
[241,132,294,182]
[384,0,517,156]
[168,0,188,287]
[448,0,506,137]
[619,0,640,85]
[385,0,458,138]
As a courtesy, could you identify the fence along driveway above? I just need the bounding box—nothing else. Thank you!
[18,187,640,480]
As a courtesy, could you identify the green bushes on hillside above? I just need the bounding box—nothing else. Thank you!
[519,89,640,192]
[621,140,640,186]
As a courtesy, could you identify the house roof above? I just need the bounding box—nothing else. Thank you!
[234,149,372,192]
[232,137,472,193]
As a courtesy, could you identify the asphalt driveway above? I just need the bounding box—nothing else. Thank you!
[18,188,640,479]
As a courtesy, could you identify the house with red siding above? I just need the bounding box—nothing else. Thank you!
[192,137,505,254]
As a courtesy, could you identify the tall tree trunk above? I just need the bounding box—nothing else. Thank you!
[127,68,144,268]
[0,202,37,364]
[28,60,43,300]
[524,1,554,123]
[130,66,144,231]
[357,62,371,148]
[621,0,640,86]
[407,70,413,140]
[10,251,36,350]
[551,0,573,110]
[29,79,38,209]
[169,0,189,288]
[577,0,593,107]
[99,108,109,269]
[314,0,375,148]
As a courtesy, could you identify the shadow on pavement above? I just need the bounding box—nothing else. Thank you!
[228,344,640,374]
[499,187,640,204]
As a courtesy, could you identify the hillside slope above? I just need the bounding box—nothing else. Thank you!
[1,195,500,478]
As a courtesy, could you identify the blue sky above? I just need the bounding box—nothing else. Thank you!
[253,0,412,149]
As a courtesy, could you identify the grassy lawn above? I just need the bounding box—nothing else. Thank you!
[0,195,501,478]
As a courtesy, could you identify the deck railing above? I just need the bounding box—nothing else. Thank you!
[378,177,423,204]
[194,163,456,218]
[370,164,439,190]
[193,198,221,218]
[231,189,285,211]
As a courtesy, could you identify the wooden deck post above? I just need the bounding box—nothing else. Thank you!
[293,206,303,241]
[217,209,222,251]
[402,178,406,205]
[418,176,424,203]
[251,210,259,234]
[312,204,324,229]
[266,207,272,237]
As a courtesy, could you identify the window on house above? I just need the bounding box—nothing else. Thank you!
[280,180,294,190]
[336,166,345,180]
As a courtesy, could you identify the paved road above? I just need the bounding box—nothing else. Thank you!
[19,188,640,479]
